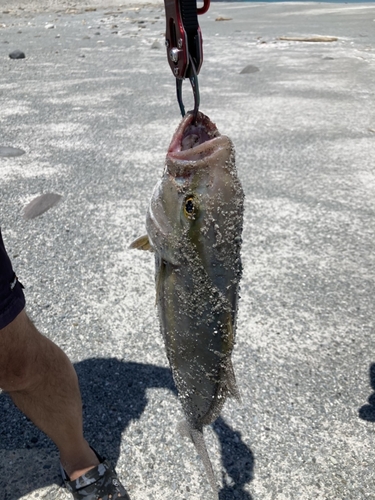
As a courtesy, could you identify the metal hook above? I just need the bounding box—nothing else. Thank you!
[176,78,185,117]
[176,55,200,122]
[189,55,200,122]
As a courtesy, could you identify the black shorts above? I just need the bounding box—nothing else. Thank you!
[0,229,25,330]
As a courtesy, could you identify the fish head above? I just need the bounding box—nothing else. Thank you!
[146,112,244,269]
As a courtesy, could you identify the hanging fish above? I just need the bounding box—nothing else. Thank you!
[131,112,244,498]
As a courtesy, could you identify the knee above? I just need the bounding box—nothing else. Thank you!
[0,310,44,392]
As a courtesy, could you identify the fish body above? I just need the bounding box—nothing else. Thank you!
[131,112,244,496]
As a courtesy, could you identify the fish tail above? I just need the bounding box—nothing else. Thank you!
[179,421,219,499]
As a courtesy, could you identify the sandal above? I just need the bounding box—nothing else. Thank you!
[60,448,131,500]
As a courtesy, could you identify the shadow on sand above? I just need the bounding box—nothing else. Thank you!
[0,357,253,499]
[359,362,375,422]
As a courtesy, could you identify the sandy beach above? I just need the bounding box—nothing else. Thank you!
[1,0,163,15]
[1,1,375,499]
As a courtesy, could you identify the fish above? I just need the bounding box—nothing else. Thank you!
[130,111,244,497]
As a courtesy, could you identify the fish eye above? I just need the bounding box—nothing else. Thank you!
[184,196,197,219]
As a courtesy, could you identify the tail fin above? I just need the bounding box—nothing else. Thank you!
[178,421,219,499]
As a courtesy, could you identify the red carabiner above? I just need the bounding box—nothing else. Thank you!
[164,0,209,117]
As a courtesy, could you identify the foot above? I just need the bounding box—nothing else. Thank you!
[61,448,131,500]
[60,442,100,481]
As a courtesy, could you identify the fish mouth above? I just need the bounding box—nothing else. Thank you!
[167,112,228,164]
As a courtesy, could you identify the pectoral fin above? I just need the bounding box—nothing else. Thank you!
[129,234,153,251]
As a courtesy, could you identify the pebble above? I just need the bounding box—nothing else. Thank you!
[240,64,260,74]
[151,39,162,49]
[0,146,26,157]
[9,50,25,59]
[23,193,63,220]
[45,23,55,29]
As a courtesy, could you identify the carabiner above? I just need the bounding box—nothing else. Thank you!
[164,0,207,119]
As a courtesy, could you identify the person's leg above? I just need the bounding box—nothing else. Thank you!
[0,230,130,498]
[0,309,99,480]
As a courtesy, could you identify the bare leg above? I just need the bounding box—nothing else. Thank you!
[0,309,99,480]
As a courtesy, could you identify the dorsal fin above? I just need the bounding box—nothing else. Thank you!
[224,315,241,402]
[225,357,242,403]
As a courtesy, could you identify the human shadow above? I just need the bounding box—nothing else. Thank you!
[0,357,254,498]
[358,362,375,421]
[213,416,254,499]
